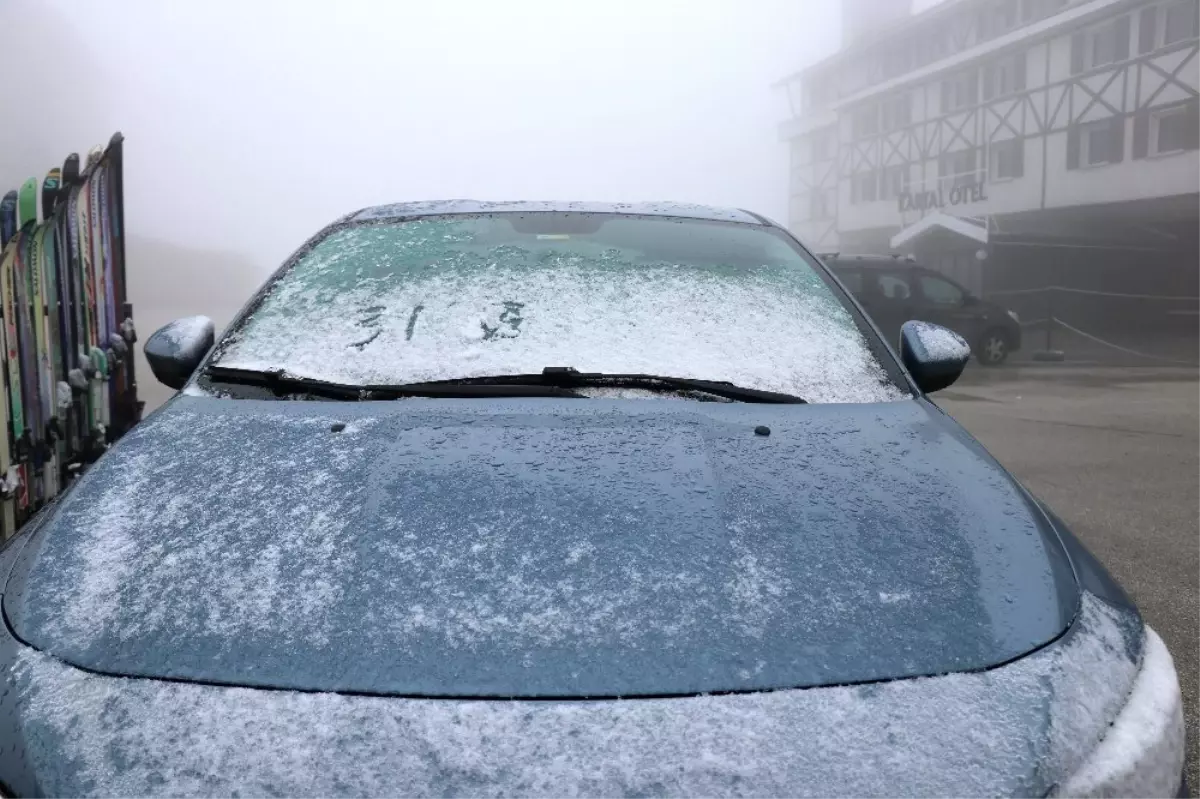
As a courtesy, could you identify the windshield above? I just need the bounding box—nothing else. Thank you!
[210,213,907,403]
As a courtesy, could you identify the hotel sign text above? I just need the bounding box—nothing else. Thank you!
[897,183,988,213]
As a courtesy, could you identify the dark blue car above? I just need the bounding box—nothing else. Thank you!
[0,202,1185,797]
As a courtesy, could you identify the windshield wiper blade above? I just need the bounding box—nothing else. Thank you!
[413,368,808,404]
[203,366,588,400]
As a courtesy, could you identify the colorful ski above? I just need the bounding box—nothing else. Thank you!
[76,160,103,453]
[41,168,60,223]
[84,147,110,441]
[0,132,138,523]
[18,232,42,507]
[104,133,137,435]
[12,208,38,511]
[0,192,16,249]
[16,180,37,229]
[0,240,21,532]
[5,232,31,512]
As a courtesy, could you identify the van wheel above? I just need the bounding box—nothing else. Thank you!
[977,329,1009,366]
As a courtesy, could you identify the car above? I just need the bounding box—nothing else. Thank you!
[819,252,1023,366]
[0,200,1184,797]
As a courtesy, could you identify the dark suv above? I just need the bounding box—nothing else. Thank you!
[821,253,1022,366]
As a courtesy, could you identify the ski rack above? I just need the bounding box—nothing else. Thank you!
[0,131,142,538]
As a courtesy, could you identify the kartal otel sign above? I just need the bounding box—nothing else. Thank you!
[897,182,988,213]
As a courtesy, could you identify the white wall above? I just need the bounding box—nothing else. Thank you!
[786,1,1200,240]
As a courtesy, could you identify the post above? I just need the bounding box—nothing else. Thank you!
[1032,284,1066,361]
[1045,284,1054,351]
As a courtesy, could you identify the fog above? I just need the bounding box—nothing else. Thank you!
[0,0,847,406]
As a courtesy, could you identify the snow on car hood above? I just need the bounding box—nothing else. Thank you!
[2,593,1144,798]
[4,395,1077,697]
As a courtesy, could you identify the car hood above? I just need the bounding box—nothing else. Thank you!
[4,395,1078,697]
[0,593,1147,798]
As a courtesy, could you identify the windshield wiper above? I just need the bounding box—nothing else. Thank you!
[411,367,808,404]
[203,366,588,400]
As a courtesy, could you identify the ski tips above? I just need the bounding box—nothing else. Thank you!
[17,178,38,229]
[0,191,16,250]
[41,168,62,222]
[62,154,81,187]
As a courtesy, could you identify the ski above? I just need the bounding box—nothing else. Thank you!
[41,168,60,223]
[19,230,43,508]
[106,132,138,434]
[0,192,16,249]
[0,238,19,535]
[52,169,79,475]
[36,169,64,498]
[8,232,32,513]
[64,174,90,466]
[16,180,36,230]
[77,155,104,457]
[29,222,55,500]
[0,134,138,524]
[83,147,110,445]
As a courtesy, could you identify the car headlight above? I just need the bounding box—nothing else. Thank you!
[1007,309,1020,323]
[1053,623,1186,798]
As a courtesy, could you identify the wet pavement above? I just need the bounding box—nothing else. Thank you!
[938,364,1200,795]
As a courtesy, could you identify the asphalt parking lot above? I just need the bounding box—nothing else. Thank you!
[937,364,1200,795]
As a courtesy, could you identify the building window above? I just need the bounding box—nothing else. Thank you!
[1078,118,1124,166]
[810,187,835,219]
[880,165,908,201]
[983,51,1026,100]
[981,0,1019,39]
[851,105,879,139]
[811,129,835,161]
[805,77,835,111]
[850,171,878,204]
[1074,16,1130,73]
[1162,1,1199,47]
[939,149,979,188]
[989,138,1025,180]
[882,43,914,76]
[941,69,979,113]
[1152,106,1192,155]
[1022,0,1068,24]
[881,94,912,132]
[1088,23,1118,67]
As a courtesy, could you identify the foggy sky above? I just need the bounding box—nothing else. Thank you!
[0,0,853,409]
[1,0,841,273]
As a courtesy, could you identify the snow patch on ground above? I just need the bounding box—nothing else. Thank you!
[11,593,1167,798]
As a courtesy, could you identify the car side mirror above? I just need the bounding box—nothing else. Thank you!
[144,316,215,390]
[899,320,971,394]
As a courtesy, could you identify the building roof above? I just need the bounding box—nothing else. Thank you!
[772,0,975,88]
[352,200,765,225]
[829,0,1132,110]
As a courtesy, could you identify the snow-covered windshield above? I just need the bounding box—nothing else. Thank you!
[212,214,907,403]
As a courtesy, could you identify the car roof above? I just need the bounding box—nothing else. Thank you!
[819,253,918,268]
[351,200,767,225]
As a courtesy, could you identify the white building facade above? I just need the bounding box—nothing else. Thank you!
[778,0,1199,299]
